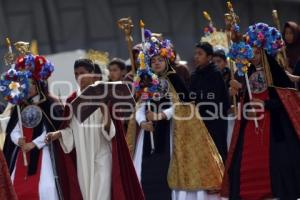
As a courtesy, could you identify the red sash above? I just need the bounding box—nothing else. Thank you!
[240,90,272,200]
[275,88,300,139]
[13,127,42,200]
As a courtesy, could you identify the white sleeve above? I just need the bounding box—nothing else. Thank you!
[32,128,47,149]
[59,117,75,153]
[162,105,174,120]
[10,123,22,146]
[136,103,146,126]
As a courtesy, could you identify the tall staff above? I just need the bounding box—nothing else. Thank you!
[5,38,28,167]
[118,17,136,74]
[139,20,155,153]
[272,10,288,70]
[226,2,259,128]
[224,13,238,115]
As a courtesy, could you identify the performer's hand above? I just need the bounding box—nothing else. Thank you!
[45,131,62,144]
[18,137,26,147]
[100,106,112,133]
[228,105,237,115]
[146,111,156,121]
[141,121,154,132]
[229,87,239,97]
[229,79,242,90]
[246,110,257,118]
[146,111,167,121]
[286,71,300,83]
[22,142,36,153]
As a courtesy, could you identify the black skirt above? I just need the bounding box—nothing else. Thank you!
[141,119,172,200]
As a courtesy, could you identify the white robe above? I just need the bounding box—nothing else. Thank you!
[11,123,59,200]
[59,107,115,200]
[134,103,221,200]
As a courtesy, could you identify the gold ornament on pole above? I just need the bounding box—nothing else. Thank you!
[4,38,15,66]
[118,17,136,74]
[14,41,31,56]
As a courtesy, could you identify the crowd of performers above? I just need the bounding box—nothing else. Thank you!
[0,4,300,200]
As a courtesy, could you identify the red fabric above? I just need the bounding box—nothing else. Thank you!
[14,127,42,200]
[54,141,82,200]
[110,107,145,200]
[275,88,300,139]
[221,99,243,197]
[240,91,272,200]
[0,150,17,200]
[57,91,83,200]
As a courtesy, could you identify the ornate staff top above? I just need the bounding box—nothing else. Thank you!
[225,1,242,42]
[117,17,136,73]
[14,41,31,56]
[203,11,213,27]
[4,38,15,66]
[118,17,134,42]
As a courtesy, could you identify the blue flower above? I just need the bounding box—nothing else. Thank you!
[144,29,152,39]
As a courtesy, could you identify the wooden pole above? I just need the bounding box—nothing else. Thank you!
[17,106,28,167]
[272,10,288,70]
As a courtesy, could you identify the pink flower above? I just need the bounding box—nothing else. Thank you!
[133,82,139,87]
[152,79,159,85]
[258,32,265,41]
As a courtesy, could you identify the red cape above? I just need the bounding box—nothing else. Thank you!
[55,92,83,200]
[110,114,145,200]
[0,150,17,200]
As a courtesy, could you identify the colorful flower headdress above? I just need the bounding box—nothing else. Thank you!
[245,22,284,56]
[15,54,54,82]
[0,39,55,105]
[143,29,176,62]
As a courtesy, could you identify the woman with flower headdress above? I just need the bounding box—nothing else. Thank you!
[222,23,300,200]
[2,54,77,200]
[127,30,224,200]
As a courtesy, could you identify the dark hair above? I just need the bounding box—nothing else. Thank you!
[94,63,102,75]
[74,58,95,72]
[108,58,126,71]
[195,42,214,56]
[213,49,227,61]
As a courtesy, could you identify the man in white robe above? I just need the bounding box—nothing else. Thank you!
[49,105,115,200]
[46,59,116,200]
